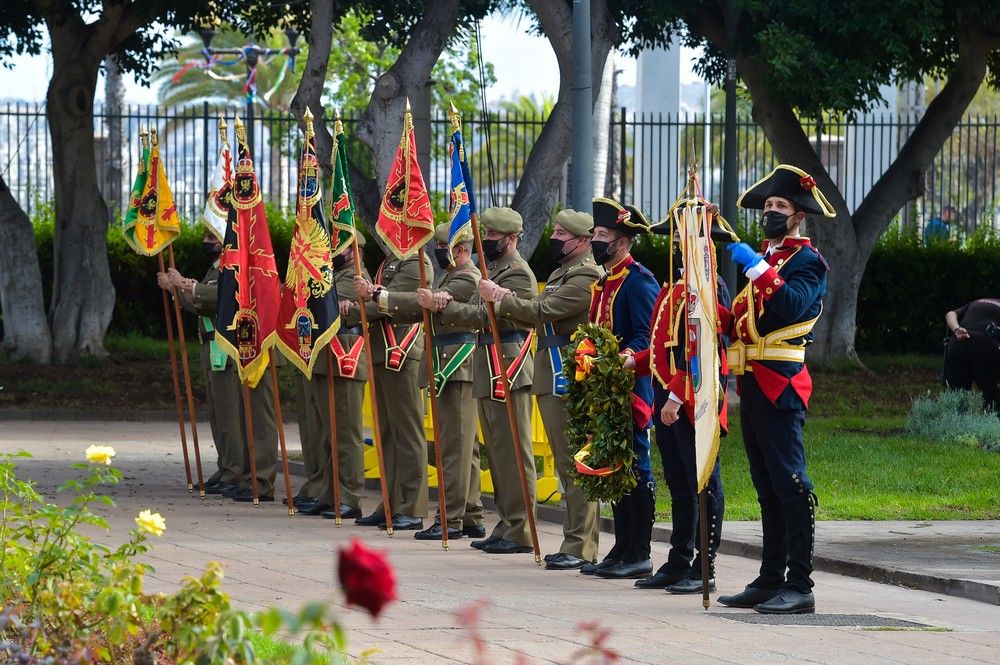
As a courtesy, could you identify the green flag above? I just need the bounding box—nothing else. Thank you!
[329,115,356,256]
[122,140,150,254]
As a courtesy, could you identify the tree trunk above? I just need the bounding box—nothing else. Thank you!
[735,18,993,364]
[514,0,617,257]
[354,0,460,245]
[289,0,335,182]
[104,54,124,221]
[46,58,115,362]
[0,174,52,363]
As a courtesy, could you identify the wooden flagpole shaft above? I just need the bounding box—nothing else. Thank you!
[351,236,394,536]
[699,488,711,609]
[166,245,206,497]
[469,212,541,565]
[324,354,344,526]
[157,252,193,491]
[417,256,449,550]
[239,382,260,505]
[268,350,295,516]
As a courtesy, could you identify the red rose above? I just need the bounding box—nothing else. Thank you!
[337,538,398,618]
[799,175,816,191]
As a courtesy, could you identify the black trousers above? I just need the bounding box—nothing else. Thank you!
[944,332,1000,413]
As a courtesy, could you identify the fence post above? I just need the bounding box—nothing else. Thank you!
[203,101,210,203]
[618,106,626,202]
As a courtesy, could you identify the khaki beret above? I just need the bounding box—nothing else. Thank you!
[479,206,522,234]
[554,209,594,238]
[434,221,473,245]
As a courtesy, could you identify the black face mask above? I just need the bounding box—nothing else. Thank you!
[761,210,792,239]
[203,240,221,260]
[332,253,348,271]
[549,238,568,263]
[482,238,506,262]
[590,239,618,266]
[433,247,452,270]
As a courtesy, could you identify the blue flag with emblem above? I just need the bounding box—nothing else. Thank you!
[447,105,475,262]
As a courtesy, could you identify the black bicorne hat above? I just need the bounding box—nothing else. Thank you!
[591,197,651,236]
[737,164,836,217]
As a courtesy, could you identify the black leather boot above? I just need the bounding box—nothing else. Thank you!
[754,494,816,614]
[663,496,696,573]
[750,499,787,589]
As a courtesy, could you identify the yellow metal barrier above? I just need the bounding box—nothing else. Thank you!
[360,389,561,503]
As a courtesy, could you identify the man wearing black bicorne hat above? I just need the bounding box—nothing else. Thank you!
[718,164,835,614]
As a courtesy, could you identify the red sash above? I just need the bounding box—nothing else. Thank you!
[486,330,535,401]
[329,335,365,378]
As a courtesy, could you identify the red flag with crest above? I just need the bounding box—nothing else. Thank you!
[375,101,434,259]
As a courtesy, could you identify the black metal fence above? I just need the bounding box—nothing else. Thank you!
[3,102,999,236]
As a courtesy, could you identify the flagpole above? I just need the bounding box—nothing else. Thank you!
[166,243,207,498]
[240,381,261,505]
[268,349,295,516]
[350,235,394,537]
[324,355,344,526]
[417,255,450,550]
[157,250,194,492]
[469,211,541,565]
[699,489,711,609]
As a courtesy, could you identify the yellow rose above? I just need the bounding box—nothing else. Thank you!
[85,444,116,465]
[135,509,166,537]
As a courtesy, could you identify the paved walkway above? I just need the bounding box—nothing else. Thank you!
[3,420,1000,664]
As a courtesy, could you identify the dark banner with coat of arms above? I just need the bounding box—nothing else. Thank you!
[275,110,341,378]
[215,117,281,388]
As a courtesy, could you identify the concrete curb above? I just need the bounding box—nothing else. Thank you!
[280,464,998,607]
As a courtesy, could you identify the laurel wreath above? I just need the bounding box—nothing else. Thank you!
[562,323,638,503]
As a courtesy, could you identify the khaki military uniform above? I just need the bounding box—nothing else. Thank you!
[177,262,242,486]
[180,264,278,496]
[442,250,537,546]
[300,263,371,509]
[497,251,602,560]
[388,260,482,530]
[364,253,434,519]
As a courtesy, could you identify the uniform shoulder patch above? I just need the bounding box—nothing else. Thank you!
[629,261,654,278]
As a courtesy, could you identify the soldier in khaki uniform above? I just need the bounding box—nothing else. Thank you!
[162,233,279,501]
[353,248,434,530]
[158,232,241,495]
[296,234,371,520]
[480,209,602,569]
[383,222,483,540]
[431,207,538,554]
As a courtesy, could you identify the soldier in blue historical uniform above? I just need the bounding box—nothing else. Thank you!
[718,164,835,614]
[580,198,659,580]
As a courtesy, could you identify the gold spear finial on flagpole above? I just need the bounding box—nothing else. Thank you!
[303,106,315,142]
[218,116,228,145]
[139,126,149,149]
[333,108,344,136]
[150,127,158,148]
[234,116,247,149]
[448,101,461,133]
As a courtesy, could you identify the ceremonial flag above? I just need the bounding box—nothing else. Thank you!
[446,110,473,263]
[330,113,356,255]
[375,100,434,259]
[671,184,722,492]
[124,129,181,256]
[276,108,341,378]
[121,133,150,254]
[215,117,281,388]
[202,118,233,241]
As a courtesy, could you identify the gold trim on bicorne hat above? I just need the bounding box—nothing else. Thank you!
[591,197,651,235]
[554,209,594,237]
[736,164,836,217]
[479,206,523,234]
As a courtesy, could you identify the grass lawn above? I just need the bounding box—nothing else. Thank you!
[647,354,1000,522]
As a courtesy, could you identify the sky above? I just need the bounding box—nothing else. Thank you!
[0,12,701,106]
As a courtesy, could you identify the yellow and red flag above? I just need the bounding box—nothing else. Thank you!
[375,100,434,259]
[276,108,341,378]
[124,128,181,256]
[214,117,281,388]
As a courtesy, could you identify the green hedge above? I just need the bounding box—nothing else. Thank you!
[22,208,1000,354]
